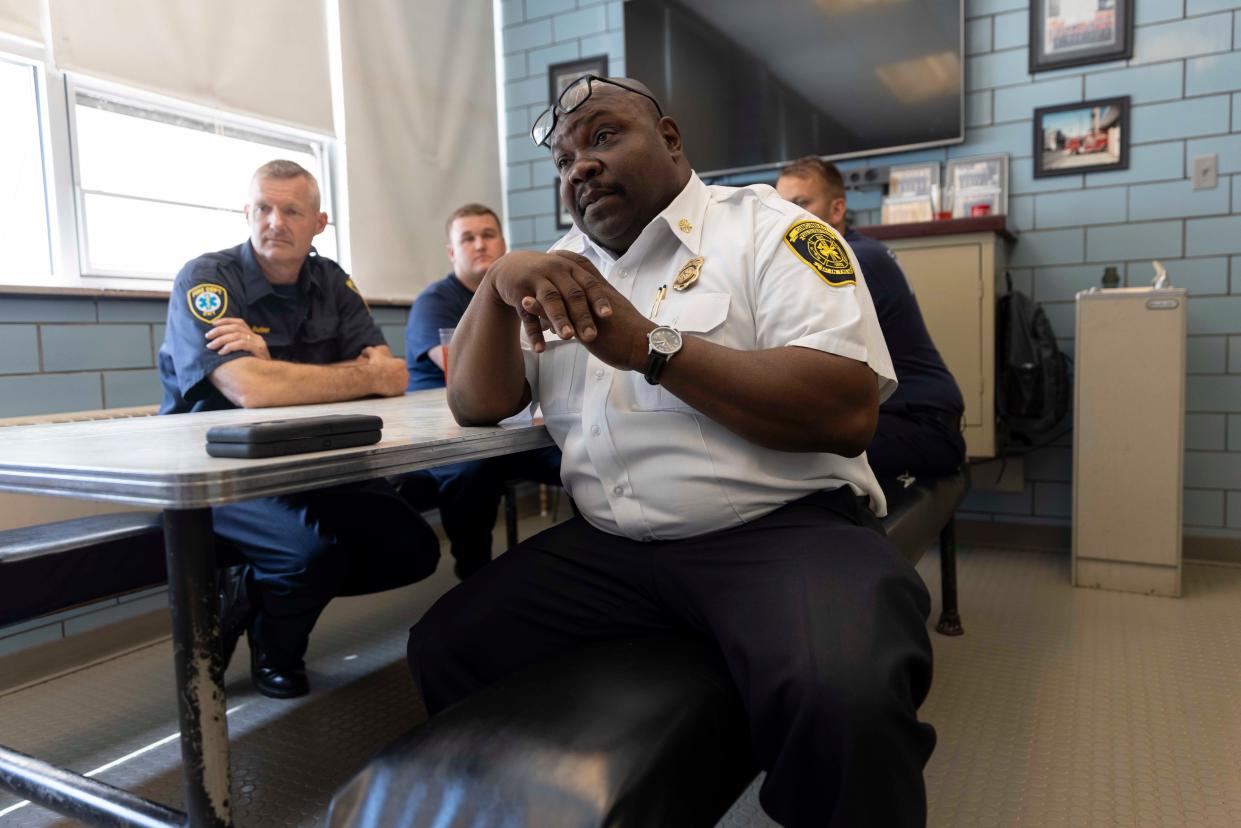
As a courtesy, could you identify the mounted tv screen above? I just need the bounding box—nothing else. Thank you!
[624,0,964,176]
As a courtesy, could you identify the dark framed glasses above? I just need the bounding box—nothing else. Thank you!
[530,75,663,147]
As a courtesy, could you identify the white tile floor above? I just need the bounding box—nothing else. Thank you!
[3,523,1241,827]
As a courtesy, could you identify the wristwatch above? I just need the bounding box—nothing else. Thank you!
[644,326,683,385]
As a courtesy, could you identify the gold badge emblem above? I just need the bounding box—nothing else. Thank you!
[677,218,693,233]
[783,220,856,287]
[672,257,704,291]
[187,283,229,324]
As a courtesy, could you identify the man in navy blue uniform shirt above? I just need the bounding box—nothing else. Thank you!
[402,204,560,578]
[777,157,965,491]
[158,160,439,698]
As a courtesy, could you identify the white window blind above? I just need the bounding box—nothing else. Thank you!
[0,56,52,280]
[0,0,41,43]
[49,0,333,134]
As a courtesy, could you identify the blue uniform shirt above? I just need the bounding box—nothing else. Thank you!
[845,230,964,416]
[158,241,386,413]
[404,273,474,391]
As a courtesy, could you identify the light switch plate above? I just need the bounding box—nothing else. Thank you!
[1191,154,1218,190]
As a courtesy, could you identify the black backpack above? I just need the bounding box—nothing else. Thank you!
[996,274,1071,447]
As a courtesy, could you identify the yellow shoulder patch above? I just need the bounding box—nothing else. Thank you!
[345,278,370,311]
[187,283,229,323]
[782,220,856,287]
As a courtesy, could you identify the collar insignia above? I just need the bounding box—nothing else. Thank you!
[672,257,704,291]
[677,218,693,233]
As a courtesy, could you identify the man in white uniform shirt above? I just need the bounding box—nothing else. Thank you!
[407,77,936,828]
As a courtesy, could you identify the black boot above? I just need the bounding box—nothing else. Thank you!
[218,565,255,670]
[249,633,310,699]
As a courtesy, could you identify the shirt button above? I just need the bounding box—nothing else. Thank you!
[594,368,604,380]
[613,485,624,496]
[617,268,630,279]
[590,424,601,436]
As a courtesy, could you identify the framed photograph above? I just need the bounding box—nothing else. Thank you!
[881,195,934,225]
[1033,97,1129,178]
[887,162,940,200]
[945,154,1009,218]
[1030,0,1133,73]
[553,181,573,230]
[547,55,609,106]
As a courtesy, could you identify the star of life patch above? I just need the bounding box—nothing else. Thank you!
[187,283,228,323]
[782,220,856,287]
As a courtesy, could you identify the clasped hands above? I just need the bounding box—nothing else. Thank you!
[487,250,655,372]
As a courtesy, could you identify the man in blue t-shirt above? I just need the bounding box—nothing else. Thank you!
[402,204,561,578]
[777,157,965,492]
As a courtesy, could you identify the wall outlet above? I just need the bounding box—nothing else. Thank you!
[1191,154,1218,190]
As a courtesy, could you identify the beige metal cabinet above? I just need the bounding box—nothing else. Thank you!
[1072,286,1186,597]
[875,224,1008,458]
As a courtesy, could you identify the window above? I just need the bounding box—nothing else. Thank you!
[71,89,337,280]
[0,57,53,280]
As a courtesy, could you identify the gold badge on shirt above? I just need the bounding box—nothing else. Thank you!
[672,257,704,291]
[783,220,856,287]
[187,283,229,324]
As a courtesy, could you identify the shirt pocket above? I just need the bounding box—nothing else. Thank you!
[538,336,587,416]
[635,291,731,411]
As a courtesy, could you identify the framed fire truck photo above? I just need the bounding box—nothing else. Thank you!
[1033,97,1130,178]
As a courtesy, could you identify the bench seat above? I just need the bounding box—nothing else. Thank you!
[329,472,970,828]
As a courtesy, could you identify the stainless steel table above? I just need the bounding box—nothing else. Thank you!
[0,390,552,827]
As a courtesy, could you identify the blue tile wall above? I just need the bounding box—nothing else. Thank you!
[0,325,39,375]
[103,369,161,409]
[41,325,153,372]
[1187,336,1228,373]
[494,0,1241,539]
[1034,187,1126,229]
[1184,489,1224,527]
[1086,62,1184,105]
[0,372,102,418]
[1185,413,1227,450]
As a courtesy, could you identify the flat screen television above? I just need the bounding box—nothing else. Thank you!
[623,0,965,177]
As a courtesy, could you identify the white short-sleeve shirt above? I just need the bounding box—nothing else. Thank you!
[525,172,896,541]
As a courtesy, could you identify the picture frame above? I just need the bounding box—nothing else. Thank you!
[887,162,940,200]
[945,154,1009,218]
[1033,97,1129,178]
[553,181,573,230]
[881,195,935,225]
[547,55,609,107]
[1029,0,1133,73]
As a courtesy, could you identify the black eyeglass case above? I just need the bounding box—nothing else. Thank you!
[205,414,383,458]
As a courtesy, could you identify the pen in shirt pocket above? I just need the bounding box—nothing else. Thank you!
[647,284,667,319]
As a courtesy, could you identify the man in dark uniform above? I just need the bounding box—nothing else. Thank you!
[159,159,439,699]
[400,203,560,578]
[777,157,965,492]
[407,78,935,827]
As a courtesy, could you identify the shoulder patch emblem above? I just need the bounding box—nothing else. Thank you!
[783,220,856,287]
[187,283,228,323]
[345,278,370,311]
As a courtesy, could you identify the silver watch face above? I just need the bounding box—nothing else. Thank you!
[649,327,682,355]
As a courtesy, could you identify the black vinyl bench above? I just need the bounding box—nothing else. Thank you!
[329,470,970,828]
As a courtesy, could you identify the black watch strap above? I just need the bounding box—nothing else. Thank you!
[644,351,670,385]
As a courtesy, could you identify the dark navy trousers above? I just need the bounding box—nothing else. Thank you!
[407,487,936,828]
[215,478,439,667]
[401,446,563,577]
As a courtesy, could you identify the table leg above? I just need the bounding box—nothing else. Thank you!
[164,508,232,827]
